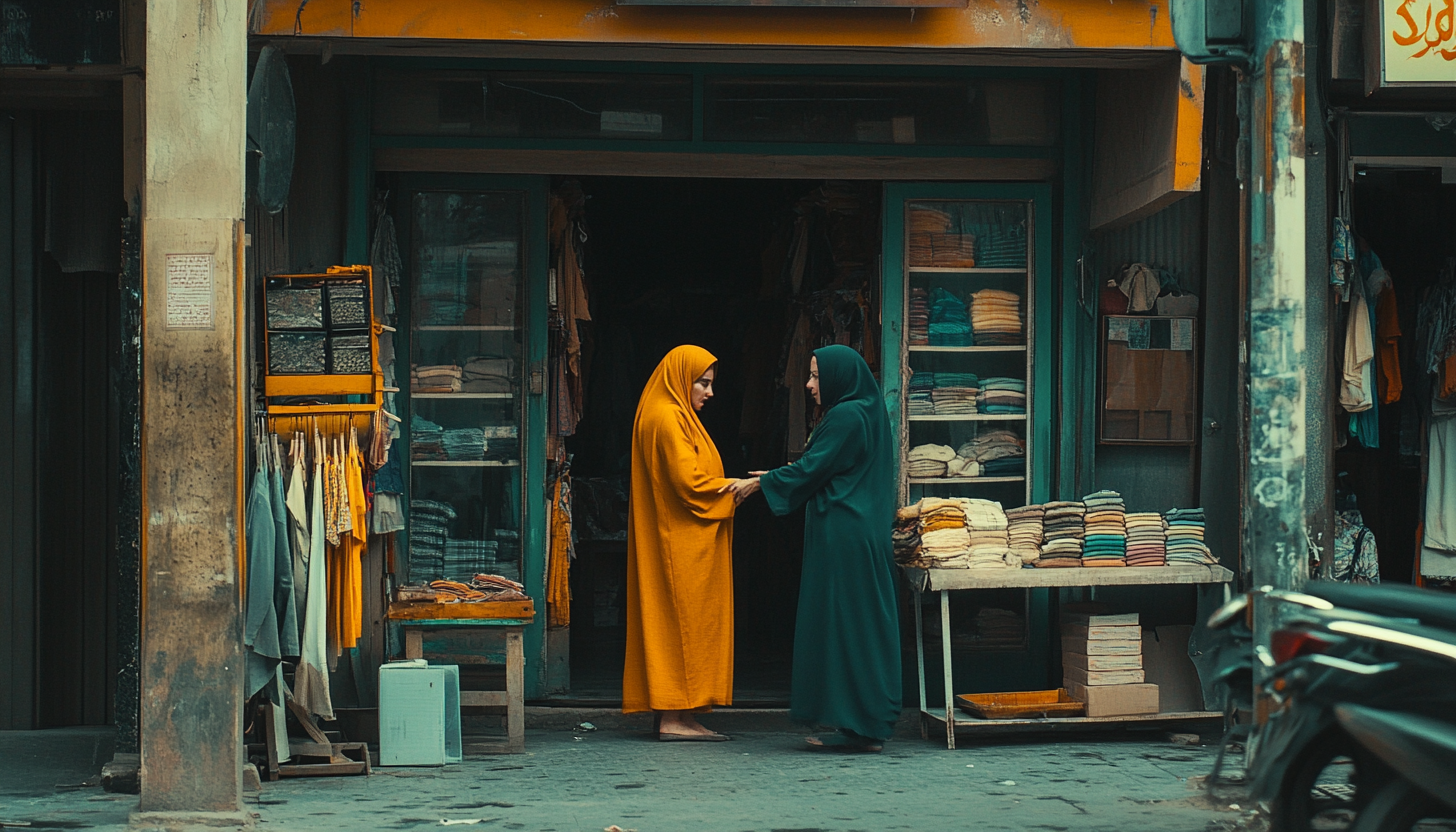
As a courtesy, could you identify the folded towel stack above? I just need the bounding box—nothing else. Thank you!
[1082,490,1128,567]
[928,288,973,347]
[412,415,446,460]
[408,499,457,580]
[908,288,930,346]
[1165,508,1215,564]
[916,498,974,568]
[1037,501,1086,567]
[907,443,957,478]
[962,498,1018,569]
[443,538,500,580]
[462,356,513,394]
[1124,512,1168,567]
[908,371,936,415]
[957,429,1025,479]
[979,377,1028,415]
[1005,504,1046,565]
[970,289,1024,346]
[412,363,463,393]
[443,428,488,461]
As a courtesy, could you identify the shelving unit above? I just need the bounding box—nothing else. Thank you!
[901,198,1034,507]
[404,188,529,585]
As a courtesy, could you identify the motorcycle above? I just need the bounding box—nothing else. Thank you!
[1211,582,1456,831]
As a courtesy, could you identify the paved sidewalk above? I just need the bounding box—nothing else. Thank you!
[0,724,1241,832]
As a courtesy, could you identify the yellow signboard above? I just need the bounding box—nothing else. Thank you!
[1382,0,1456,84]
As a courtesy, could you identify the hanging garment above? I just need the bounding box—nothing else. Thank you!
[244,441,283,699]
[622,346,736,715]
[547,476,573,629]
[294,436,334,720]
[335,432,367,654]
[757,345,902,743]
[285,437,310,629]
[1350,278,1381,448]
[1118,264,1162,313]
[1340,286,1376,412]
[784,312,813,455]
[1375,282,1403,405]
[1421,415,1456,579]
[1332,509,1381,583]
[268,437,300,659]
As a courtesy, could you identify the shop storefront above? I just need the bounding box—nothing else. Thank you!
[245,0,1235,746]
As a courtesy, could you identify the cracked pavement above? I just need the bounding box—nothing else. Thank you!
[0,724,1242,831]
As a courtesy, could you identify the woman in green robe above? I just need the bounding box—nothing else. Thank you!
[726,344,901,751]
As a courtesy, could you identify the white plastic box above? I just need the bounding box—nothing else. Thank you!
[378,659,462,766]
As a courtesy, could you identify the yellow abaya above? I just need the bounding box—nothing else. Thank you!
[622,345,736,714]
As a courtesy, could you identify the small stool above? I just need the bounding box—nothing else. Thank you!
[388,600,534,754]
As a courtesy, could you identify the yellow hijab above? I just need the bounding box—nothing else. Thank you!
[632,344,723,479]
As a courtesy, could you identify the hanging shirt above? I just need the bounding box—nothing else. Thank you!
[1331,510,1380,583]
[1375,282,1403,405]
[1340,287,1375,412]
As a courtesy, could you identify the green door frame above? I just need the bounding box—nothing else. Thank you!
[393,173,552,699]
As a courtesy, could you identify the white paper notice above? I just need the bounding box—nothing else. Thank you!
[1171,318,1194,351]
[166,254,214,330]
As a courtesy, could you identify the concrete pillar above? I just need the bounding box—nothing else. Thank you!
[133,0,248,825]
[1244,0,1309,687]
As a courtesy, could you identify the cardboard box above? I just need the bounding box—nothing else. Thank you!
[1065,681,1160,717]
[1142,625,1205,712]
[1063,664,1146,686]
[1064,613,1139,627]
[1063,651,1143,672]
[1063,623,1142,641]
[1061,635,1142,656]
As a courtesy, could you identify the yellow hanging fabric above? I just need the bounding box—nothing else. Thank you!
[547,476,572,628]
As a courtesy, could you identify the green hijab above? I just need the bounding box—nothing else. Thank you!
[812,345,889,443]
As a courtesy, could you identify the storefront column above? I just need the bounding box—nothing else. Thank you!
[133,0,248,825]
[1244,0,1309,689]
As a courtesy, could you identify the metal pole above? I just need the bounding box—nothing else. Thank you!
[1244,0,1309,693]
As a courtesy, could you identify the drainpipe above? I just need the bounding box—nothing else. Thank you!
[1243,0,1309,695]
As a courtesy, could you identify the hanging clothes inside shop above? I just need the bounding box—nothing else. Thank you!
[243,433,300,700]
[547,470,574,628]
[550,182,593,438]
[294,428,335,720]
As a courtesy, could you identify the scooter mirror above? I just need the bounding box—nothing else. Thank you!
[1208,594,1250,629]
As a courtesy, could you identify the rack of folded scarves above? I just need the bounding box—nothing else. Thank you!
[893,492,1218,572]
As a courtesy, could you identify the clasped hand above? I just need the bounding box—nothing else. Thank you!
[719,471,767,505]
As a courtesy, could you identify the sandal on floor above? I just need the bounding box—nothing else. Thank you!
[805,734,883,753]
[658,731,729,742]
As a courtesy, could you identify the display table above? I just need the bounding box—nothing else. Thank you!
[908,564,1233,748]
[387,599,535,754]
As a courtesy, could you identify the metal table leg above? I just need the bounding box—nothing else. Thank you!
[940,590,955,749]
[914,586,927,740]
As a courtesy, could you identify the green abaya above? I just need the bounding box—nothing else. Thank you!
[759,344,902,741]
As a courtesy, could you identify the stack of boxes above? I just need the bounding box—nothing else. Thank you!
[1061,612,1159,717]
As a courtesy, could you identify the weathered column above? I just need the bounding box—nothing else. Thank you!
[133,0,248,825]
[1244,0,1308,688]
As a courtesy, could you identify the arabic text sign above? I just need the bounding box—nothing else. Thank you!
[1385,0,1456,83]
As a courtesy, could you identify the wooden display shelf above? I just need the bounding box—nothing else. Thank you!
[411,460,520,468]
[386,599,535,622]
[908,345,1026,353]
[265,373,377,397]
[908,476,1024,484]
[921,708,1222,737]
[904,563,1233,591]
[909,414,1025,421]
[410,393,515,399]
[909,267,1027,274]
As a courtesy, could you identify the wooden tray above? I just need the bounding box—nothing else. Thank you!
[956,689,1086,720]
[387,599,534,622]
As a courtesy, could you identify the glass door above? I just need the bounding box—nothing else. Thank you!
[883,182,1054,693]
[398,174,549,698]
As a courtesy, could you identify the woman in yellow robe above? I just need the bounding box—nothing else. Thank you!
[622,345,739,741]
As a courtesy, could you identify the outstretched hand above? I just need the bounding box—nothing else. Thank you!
[719,476,763,506]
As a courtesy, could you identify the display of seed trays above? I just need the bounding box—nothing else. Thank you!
[327,282,370,328]
[329,333,373,374]
[266,286,324,330]
[268,331,327,375]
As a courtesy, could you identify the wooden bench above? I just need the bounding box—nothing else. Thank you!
[387,599,534,754]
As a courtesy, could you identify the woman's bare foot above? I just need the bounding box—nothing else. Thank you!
[657,710,720,737]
